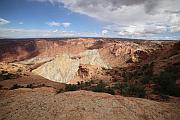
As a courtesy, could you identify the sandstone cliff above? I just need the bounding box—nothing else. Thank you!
[0,38,178,83]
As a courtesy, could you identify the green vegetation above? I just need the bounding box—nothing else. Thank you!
[114,81,145,98]
[121,63,180,97]
[26,84,33,88]
[65,84,78,91]
[122,63,153,83]
[110,62,180,98]
[56,80,115,95]
[92,80,115,95]
[0,70,17,80]
[153,66,180,96]
[76,81,92,89]
[111,63,153,97]
[56,89,64,94]
[9,83,49,90]
[57,63,179,98]
[10,84,24,90]
[0,84,3,89]
[92,80,106,92]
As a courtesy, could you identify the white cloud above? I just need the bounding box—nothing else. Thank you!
[62,22,71,28]
[0,28,100,38]
[168,14,180,32]
[47,21,61,26]
[59,0,180,24]
[47,21,71,28]
[52,29,58,32]
[102,30,108,35]
[0,18,10,25]
[105,23,168,37]
[19,22,23,25]
[1,27,179,40]
[33,0,180,38]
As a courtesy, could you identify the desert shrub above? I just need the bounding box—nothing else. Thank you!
[92,80,106,92]
[26,84,33,88]
[0,70,17,80]
[26,84,49,89]
[159,93,169,101]
[114,82,146,98]
[85,81,91,86]
[92,80,115,95]
[0,84,3,89]
[141,63,153,83]
[114,81,122,89]
[37,84,47,88]
[128,84,146,98]
[17,69,22,72]
[120,82,130,96]
[77,81,81,86]
[141,74,151,84]
[56,89,64,94]
[10,84,23,90]
[89,80,94,84]
[155,66,180,96]
[105,87,115,95]
[122,63,154,84]
[77,81,91,89]
[123,72,133,81]
[65,84,78,91]
[77,80,96,90]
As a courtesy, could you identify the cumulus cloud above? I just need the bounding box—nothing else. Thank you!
[47,21,71,28]
[47,21,61,26]
[102,30,108,35]
[104,23,168,37]
[19,22,24,25]
[0,18,10,25]
[33,0,180,37]
[0,28,100,38]
[61,22,71,28]
[1,27,179,40]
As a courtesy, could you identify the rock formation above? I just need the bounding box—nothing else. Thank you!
[0,38,178,83]
[0,38,179,120]
[32,49,109,83]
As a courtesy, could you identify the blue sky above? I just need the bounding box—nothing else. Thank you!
[0,0,180,39]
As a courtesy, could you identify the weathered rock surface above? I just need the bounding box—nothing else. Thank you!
[0,39,179,120]
[0,38,170,65]
[0,38,178,83]
[0,88,179,120]
[32,49,109,83]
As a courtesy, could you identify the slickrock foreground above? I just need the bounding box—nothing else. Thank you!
[0,88,179,120]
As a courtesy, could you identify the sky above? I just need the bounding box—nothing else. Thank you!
[0,0,180,40]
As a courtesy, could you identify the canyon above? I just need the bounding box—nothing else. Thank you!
[0,38,180,120]
[0,38,177,83]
